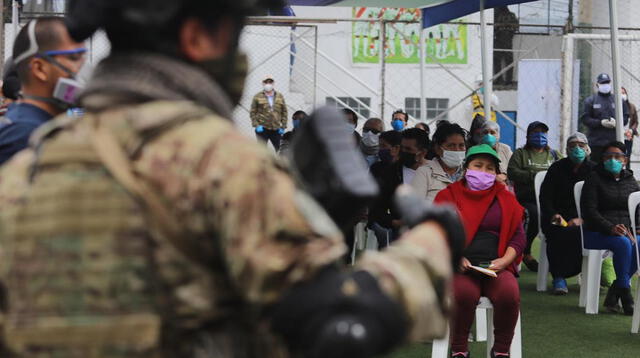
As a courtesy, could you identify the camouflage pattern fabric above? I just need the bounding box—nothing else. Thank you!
[0,100,452,357]
[250,92,288,130]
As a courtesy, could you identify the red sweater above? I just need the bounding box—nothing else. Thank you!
[434,181,525,273]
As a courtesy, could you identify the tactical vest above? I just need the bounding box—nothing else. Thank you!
[471,92,497,122]
[0,101,276,357]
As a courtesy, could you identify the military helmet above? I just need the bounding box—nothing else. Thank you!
[65,0,285,42]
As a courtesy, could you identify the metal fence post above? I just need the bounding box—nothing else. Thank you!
[313,25,318,110]
[380,19,386,121]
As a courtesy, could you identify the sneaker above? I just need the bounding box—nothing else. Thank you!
[552,278,568,295]
[522,255,539,272]
[603,285,621,313]
[490,351,509,358]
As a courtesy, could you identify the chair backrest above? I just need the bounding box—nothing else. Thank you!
[534,171,547,232]
[574,181,585,251]
[627,192,640,273]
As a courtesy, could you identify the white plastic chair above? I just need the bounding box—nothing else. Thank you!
[627,192,640,333]
[574,181,608,314]
[534,171,550,292]
[431,297,522,358]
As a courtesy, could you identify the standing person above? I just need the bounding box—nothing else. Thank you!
[278,110,307,157]
[581,141,639,315]
[415,122,430,135]
[391,109,409,132]
[493,6,518,86]
[622,87,638,157]
[507,121,561,272]
[0,1,459,356]
[361,117,384,166]
[435,144,525,358]
[411,121,466,203]
[250,74,288,151]
[0,17,86,165]
[540,133,595,294]
[581,73,629,163]
[478,120,512,181]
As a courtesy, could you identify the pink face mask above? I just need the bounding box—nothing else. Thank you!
[465,169,496,191]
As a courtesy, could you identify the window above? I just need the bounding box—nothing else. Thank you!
[509,0,579,34]
[405,97,449,120]
[326,97,371,119]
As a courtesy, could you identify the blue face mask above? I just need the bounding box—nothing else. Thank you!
[528,132,548,148]
[568,146,586,164]
[379,148,394,164]
[293,119,301,129]
[604,158,623,175]
[481,134,497,147]
[392,119,405,132]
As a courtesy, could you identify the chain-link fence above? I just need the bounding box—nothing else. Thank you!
[4,1,640,167]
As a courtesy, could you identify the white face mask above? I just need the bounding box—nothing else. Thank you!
[598,83,612,94]
[441,149,466,169]
[263,84,274,92]
[362,131,380,148]
[622,94,628,101]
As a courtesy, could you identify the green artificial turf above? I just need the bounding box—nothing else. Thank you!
[389,240,640,358]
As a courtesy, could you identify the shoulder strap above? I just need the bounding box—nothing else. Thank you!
[87,114,212,269]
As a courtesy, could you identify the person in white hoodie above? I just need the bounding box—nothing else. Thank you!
[410,121,467,203]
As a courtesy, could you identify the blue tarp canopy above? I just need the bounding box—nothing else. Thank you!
[288,0,538,28]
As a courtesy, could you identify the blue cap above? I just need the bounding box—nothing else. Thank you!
[597,73,611,84]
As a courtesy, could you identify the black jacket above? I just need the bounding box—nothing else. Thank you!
[581,165,640,235]
[369,162,404,229]
[581,92,629,146]
[540,158,596,234]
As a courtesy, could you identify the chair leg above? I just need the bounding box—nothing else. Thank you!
[632,276,640,333]
[579,255,589,307]
[536,237,549,292]
[586,251,603,314]
[475,307,487,342]
[486,307,494,358]
[510,312,522,358]
[431,327,450,358]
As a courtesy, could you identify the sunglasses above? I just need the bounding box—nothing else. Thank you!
[363,128,381,135]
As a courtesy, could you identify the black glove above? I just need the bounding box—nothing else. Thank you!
[270,267,407,358]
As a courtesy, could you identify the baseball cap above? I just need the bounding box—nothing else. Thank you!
[465,144,501,162]
[597,73,611,84]
[527,121,549,133]
[263,74,274,82]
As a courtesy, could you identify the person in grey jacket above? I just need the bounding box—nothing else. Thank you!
[581,141,639,315]
[581,73,629,162]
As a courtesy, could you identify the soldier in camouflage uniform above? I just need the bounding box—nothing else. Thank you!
[0,0,458,357]
[250,75,288,151]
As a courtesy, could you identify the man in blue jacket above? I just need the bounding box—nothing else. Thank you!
[0,17,86,165]
[581,73,629,163]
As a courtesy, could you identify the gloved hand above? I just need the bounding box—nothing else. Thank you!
[278,128,285,135]
[601,119,616,129]
[255,125,265,133]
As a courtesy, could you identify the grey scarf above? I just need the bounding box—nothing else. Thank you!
[80,52,234,119]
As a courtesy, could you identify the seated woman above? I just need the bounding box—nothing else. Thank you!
[435,144,525,358]
[477,120,512,182]
[540,133,596,295]
[410,121,466,203]
[582,141,639,315]
[507,121,561,271]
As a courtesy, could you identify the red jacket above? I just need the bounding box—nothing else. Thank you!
[434,181,525,273]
